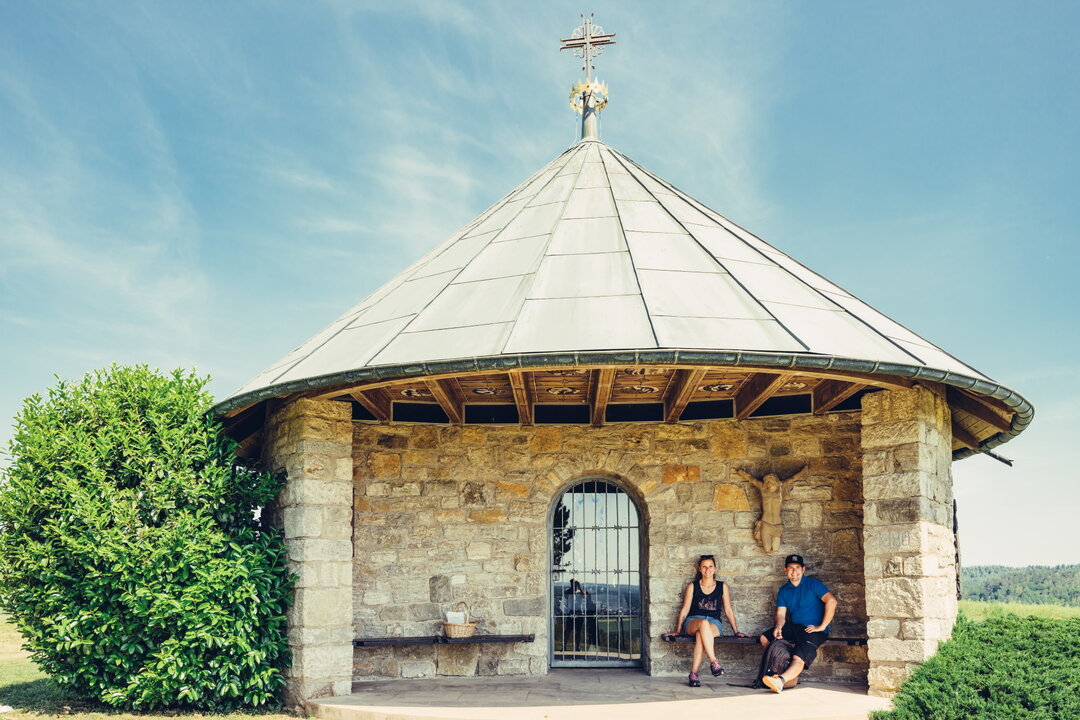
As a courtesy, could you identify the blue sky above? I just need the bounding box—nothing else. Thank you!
[1,1,1076,567]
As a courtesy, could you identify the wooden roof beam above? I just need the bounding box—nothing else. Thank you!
[425,379,464,425]
[946,387,1012,433]
[507,371,534,426]
[813,380,864,415]
[349,389,391,422]
[590,368,616,426]
[952,419,981,451]
[734,372,787,419]
[664,368,708,423]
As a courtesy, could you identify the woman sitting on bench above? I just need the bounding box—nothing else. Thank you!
[662,554,748,686]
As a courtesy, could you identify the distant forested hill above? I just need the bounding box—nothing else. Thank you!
[961,565,1080,606]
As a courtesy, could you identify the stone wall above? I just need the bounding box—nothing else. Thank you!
[263,398,355,706]
[351,411,868,683]
[862,386,958,697]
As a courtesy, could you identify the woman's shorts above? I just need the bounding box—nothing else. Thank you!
[684,615,723,634]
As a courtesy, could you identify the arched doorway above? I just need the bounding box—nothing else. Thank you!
[550,478,644,668]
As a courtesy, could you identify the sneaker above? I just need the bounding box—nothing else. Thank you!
[710,661,724,677]
[762,674,784,694]
[688,672,701,687]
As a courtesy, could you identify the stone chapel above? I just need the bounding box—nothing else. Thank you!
[213,18,1032,708]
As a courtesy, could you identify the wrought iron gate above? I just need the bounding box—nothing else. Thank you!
[550,478,643,667]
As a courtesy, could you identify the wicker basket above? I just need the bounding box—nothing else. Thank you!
[442,601,477,639]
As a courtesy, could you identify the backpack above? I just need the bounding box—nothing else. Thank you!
[755,638,799,689]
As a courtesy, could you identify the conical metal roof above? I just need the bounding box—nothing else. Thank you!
[217,138,1032,458]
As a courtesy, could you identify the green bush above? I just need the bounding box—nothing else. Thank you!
[872,613,1080,720]
[0,365,292,711]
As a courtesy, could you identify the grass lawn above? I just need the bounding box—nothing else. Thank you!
[959,599,1080,621]
[0,614,297,719]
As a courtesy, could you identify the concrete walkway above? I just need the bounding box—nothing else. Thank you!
[309,670,893,720]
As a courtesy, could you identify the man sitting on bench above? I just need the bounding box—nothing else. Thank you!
[759,553,837,693]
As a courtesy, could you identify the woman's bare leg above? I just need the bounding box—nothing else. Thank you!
[686,619,705,673]
[700,622,720,664]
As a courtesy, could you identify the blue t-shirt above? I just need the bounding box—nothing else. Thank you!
[776,576,831,632]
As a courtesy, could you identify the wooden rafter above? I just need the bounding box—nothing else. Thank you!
[303,360,919,400]
[224,402,255,419]
[946,387,1012,433]
[349,389,391,422]
[591,368,617,426]
[813,380,864,415]
[951,419,981,451]
[734,373,787,419]
[664,368,708,423]
[507,370,534,425]
[425,379,464,424]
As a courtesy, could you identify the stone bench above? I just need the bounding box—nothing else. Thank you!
[354,634,536,647]
[662,634,867,646]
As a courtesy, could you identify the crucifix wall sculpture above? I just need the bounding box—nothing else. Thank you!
[734,466,810,553]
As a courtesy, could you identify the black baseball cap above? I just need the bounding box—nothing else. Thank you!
[784,554,805,567]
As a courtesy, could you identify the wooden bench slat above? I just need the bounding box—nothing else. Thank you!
[663,634,866,646]
[354,634,536,647]
[442,634,535,644]
[354,635,440,647]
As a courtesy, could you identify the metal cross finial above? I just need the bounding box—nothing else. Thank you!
[560,13,616,84]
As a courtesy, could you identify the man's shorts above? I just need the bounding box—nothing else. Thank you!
[758,621,828,668]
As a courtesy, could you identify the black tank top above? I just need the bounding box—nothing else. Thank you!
[692,580,724,621]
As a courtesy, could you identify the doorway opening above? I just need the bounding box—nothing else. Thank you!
[550,478,644,668]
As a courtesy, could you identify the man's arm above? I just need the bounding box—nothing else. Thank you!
[805,592,837,633]
[772,606,787,639]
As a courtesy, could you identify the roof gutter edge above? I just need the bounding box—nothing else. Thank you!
[210,350,1034,460]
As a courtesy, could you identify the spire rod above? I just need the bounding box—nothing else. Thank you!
[560,13,616,141]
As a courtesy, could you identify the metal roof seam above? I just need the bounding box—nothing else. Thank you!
[614,150,980,375]
[606,146,811,354]
[382,145,586,363]
[612,149,929,367]
[498,143,594,354]
[595,145,660,347]
[617,151,972,371]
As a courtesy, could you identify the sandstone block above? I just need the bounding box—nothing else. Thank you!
[295,586,353,627]
[861,420,926,449]
[294,643,353,682]
[388,481,421,497]
[863,525,922,556]
[867,662,911,693]
[437,643,480,676]
[469,508,507,524]
[368,453,402,479]
[867,637,938,664]
[529,427,562,452]
[284,509,326,539]
[503,597,544,616]
[429,575,452,603]
[712,483,750,511]
[662,464,701,483]
[864,577,923,618]
[867,618,901,639]
[400,660,436,678]
[497,480,530,498]
[288,537,353,564]
[288,624,353,647]
[496,658,529,675]
[800,503,823,528]
[467,542,493,560]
